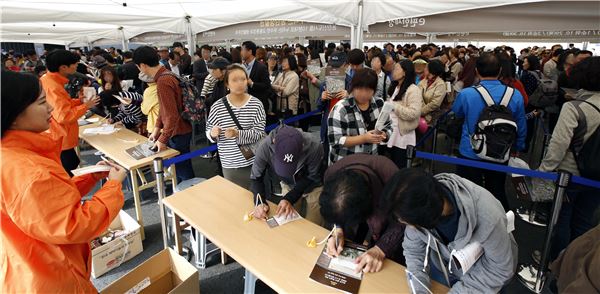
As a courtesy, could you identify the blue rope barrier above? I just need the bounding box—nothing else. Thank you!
[415,151,559,181]
[571,175,600,189]
[163,110,321,166]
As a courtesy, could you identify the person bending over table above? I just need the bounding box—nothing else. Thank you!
[250,125,324,226]
[319,154,405,273]
[1,70,127,293]
[384,168,517,293]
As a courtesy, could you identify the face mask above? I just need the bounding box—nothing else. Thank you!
[138,72,153,83]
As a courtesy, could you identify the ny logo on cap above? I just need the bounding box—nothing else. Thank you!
[284,154,294,163]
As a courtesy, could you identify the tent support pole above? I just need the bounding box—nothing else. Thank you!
[350,25,356,48]
[356,0,364,49]
[119,27,129,51]
[185,16,195,51]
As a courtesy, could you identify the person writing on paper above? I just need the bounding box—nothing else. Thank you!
[250,125,324,225]
[384,168,517,293]
[1,70,127,293]
[319,154,406,273]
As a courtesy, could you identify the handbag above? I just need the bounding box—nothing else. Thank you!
[222,97,263,160]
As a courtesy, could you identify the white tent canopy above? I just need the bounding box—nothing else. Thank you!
[1,0,598,47]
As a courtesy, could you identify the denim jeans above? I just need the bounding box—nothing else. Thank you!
[168,132,195,182]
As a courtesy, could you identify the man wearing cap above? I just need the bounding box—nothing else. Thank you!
[201,57,230,113]
[158,47,171,70]
[250,125,325,226]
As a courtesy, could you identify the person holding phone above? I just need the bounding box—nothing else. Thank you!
[327,68,391,165]
[1,70,127,293]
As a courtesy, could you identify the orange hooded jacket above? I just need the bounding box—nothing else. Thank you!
[1,120,124,293]
[40,72,89,150]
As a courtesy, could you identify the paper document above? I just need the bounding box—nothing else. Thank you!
[83,124,117,135]
[72,165,112,176]
[309,242,366,294]
[266,211,301,228]
[450,242,484,274]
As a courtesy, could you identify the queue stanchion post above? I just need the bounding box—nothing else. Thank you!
[153,157,170,249]
[518,170,571,293]
[535,170,571,292]
[430,128,438,173]
[405,145,416,168]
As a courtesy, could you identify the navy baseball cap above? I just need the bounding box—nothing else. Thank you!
[329,51,347,67]
[273,126,304,179]
[208,57,230,69]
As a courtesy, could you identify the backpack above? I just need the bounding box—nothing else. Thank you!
[470,85,518,163]
[157,71,205,123]
[528,70,558,108]
[571,100,600,180]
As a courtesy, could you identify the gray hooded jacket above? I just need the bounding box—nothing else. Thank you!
[404,173,518,294]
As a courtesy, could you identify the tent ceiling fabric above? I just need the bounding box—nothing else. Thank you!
[2,0,597,45]
[368,1,600,34]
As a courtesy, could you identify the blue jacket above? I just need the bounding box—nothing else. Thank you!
[452,80,527,159]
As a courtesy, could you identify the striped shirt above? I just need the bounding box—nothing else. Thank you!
[206,95,266,169]
[200,73,218,98]
[113,91,144,126]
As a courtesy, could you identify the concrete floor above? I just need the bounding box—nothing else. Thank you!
[83,126,554,294]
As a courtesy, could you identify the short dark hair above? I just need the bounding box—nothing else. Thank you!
[45,49,80,72]
[571,56,600,91]
[201,45,211,52]
[319,169,373,230]
[168,51,180,60]
[350,68,378,92]
[371,52,386,68]
[34,65,47,76]
[476,52,501,78]
[280,54,298,71]
[552,48,564,57]
[242,41,257,56]
[427,59,446,77]
[223,64,249,88]
[101,52,115,64]
[25,50,37,57]
[327,42,337,50]
[525,55,541,71]
[1,70,41,137]
[576,50,593,57]
[383,168,445,229]
[133,46,159,67]
[172,42,184,49]
[347,48,365,65]
[122,51,133,59]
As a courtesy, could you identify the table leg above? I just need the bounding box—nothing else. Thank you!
[130,169,145,240]
[172,213,183,255]
[169,164,178,192]
[243,269,257,294]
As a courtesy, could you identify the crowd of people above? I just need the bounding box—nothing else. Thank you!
[2,39,599,293]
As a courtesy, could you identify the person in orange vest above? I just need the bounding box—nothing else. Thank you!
[40,49,100,176]
[1,70,126,293]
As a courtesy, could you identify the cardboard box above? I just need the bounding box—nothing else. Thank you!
[92,210,144,278]
[100,248,199,294]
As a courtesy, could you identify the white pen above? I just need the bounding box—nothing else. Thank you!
[334,224,339,250]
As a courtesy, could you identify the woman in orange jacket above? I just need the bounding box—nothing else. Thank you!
[1,70,127,293]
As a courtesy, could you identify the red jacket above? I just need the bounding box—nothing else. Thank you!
[1,121,124,293]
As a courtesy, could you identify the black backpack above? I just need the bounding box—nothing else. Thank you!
[470,85,518,163]
[571,100,600,180]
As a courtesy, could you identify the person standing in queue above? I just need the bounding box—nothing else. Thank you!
[1,70,127,293]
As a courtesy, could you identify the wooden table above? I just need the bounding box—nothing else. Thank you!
[163,176,449,294]
[79,117,180,239]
